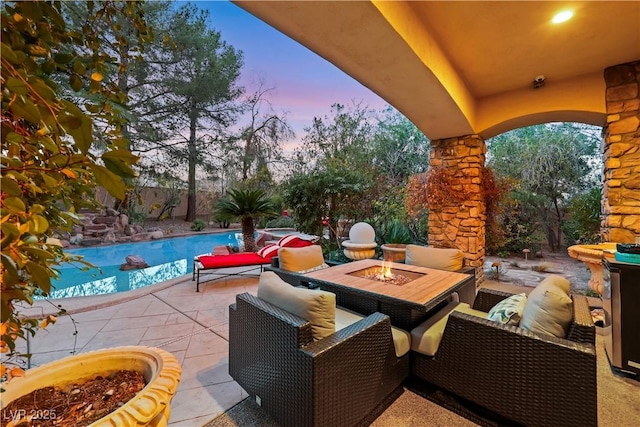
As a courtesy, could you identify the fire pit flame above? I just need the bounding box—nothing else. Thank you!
[381,261,392,279]
[348,263,425,286]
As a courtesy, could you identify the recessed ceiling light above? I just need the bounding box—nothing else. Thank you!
[552,10,573,24]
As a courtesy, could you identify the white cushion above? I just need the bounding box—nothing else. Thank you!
[405,245,464,271]
[487,293,527,325]
[410,302,487,356]
[335,307,410,357]
[257,271,336,340]
[278,245,325,272]
[520,275,572,338]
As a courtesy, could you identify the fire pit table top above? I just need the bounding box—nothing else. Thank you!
[303,259,473,310]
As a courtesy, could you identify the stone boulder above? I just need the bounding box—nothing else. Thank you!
[120,255,149,271]
[69,233,83,245]
[149,230,164,240]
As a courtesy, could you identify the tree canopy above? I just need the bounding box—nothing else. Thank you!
[487,123,602,252]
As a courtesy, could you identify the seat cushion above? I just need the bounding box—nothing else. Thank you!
[335,307,410,357]
[520,275,572,338]
[410,302,487,356]
[257,271,336,340]
[487,293,527,325]
[405,245,463,271]
[198,252,272,268]
[278,245,325,272]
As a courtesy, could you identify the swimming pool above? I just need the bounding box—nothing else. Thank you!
[49,232,240,298]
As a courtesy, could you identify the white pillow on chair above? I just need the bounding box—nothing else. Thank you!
[405,245,464,271]
[520,275,572,338]
[257,271,336,340]
[278,245,326,272]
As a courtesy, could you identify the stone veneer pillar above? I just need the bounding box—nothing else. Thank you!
[429,135,486,282]
[602,61,640,243]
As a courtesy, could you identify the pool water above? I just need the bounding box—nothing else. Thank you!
[49,232,240,298]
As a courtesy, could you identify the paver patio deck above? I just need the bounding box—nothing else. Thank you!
[16,268,261,426]
[13,257,640,426]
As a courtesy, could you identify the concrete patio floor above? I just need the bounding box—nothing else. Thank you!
[17,268,260,426]
[14,259,640,426]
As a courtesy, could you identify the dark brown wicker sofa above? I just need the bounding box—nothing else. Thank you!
[229,291,409,427]
[411,287,597,427]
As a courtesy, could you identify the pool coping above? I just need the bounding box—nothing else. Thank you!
[17,274,193,318]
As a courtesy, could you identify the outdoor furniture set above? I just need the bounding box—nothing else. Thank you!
[227,244,597,427]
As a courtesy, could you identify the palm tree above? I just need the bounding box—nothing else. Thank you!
[214,189,278,252]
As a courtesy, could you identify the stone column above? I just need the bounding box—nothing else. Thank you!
[429,135,486,282]
[602,61,640,243]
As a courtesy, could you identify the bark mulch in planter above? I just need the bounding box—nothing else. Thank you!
[3,370,146,427]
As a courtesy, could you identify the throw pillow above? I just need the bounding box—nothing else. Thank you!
[257,271,336,340]
[257,243,280,258]
[277,234,302,247]
[520,275,573,338]
[277,234,314,248]
[405,245,464,271]
[487,293,527,325]
[278,245,325,272]
[539,274,571,295]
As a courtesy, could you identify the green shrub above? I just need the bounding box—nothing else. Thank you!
[191,219,207,231]
[265,215,295,229]
[562,187,602,244]
[213,212,233,228]
[378,220,413,244]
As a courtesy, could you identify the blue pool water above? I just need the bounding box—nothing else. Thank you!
[50,232,240,298]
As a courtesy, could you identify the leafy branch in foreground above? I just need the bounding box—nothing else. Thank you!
[1,1,150,385]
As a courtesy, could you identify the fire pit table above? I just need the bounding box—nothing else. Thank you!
[303,259,475,330]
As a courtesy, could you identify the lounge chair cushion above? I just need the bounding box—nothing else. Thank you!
[257,271,336,340]
[198,252,272,269]
[410,301,487,356]
[278,245,326,272]
[335,307,410,357]
[405,245,464,271]
[520,275,572,338]
[487,293,527,325]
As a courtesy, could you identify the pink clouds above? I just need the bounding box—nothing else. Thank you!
[201,1,387,141]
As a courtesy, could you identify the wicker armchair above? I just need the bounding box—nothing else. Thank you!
[411,288,597,427]
[229,292,409,427]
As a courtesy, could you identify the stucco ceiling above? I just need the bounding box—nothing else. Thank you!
[233,1,640,140]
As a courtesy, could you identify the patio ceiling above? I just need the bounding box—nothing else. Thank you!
[233,1,640,140]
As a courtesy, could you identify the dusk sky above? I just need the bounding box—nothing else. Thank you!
[188,0,389,144]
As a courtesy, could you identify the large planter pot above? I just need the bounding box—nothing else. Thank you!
[1,346,182,427]
[380,243,407,262]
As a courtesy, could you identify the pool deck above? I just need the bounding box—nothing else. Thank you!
[15,268,261,426]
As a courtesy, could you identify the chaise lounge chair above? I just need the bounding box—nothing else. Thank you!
[192,234,316,291]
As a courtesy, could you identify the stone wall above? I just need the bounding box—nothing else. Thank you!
[602,61,640,243]
[429,135,487,281]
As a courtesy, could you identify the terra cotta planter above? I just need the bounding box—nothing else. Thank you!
[380,243,407,262]
[1,346,182,427]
